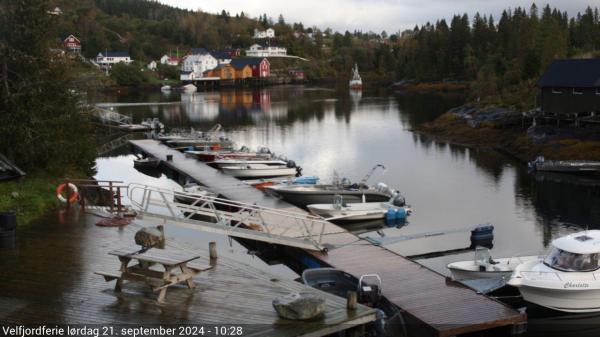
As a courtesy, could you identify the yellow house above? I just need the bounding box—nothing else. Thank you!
[205,64,236,80]
[233,64,252,80]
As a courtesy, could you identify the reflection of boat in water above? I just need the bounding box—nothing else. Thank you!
[447,247,539,281]
[349,64,362,90]
[534,171,600,187]
[509,230,600,313]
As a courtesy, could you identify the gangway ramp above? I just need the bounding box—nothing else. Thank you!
[128,183,337,251]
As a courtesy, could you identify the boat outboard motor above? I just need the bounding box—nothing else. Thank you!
[341,177,352,188]
[392,195,406,207]
[258,147,271,154]
[286,160,296,168]
[239,145,250,153]
[295,166,303,177]
[357,274,382,307]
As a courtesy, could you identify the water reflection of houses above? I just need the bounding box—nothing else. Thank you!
[180,92,220,122]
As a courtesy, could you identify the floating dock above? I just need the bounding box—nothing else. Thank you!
[130,139,527,337]
[0,215,376,336]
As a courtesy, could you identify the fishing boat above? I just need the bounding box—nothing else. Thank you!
[349,63,362,90]
[221,163,300,179]
[307,195,410,222]
[266,165,397,208]
[185,146,272,162]
[447,247,539,281]
[528,156,600,175]
[133,156,161,168]
[508,230,600,313]
[245,176,319,190]
[166,137,234,150]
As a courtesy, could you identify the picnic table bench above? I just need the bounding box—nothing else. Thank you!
[96,246,212,303]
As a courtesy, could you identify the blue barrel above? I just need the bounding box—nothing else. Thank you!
[385,209,396,224]
[395,208,407,220]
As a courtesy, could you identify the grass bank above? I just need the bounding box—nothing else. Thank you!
[0,171,86,226]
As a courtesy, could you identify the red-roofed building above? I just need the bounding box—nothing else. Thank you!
[63,34,81,53]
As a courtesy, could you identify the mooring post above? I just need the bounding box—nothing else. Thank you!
[347,291,357,310]
[209,241,217,259]
[108,181,114,213]
[116,186,123,214]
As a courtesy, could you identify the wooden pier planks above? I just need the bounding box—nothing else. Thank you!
[0,216,376,336]
[130,139,527,337]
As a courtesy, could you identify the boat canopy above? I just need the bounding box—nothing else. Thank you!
[544,247,599,272]
[552,230,600,255]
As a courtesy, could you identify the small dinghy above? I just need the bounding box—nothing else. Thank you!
[307,194,409,222]
[221,163,299,179]
[133,156,161,168]
[173,183,217,204]
[302,268,382,307]
[447,246,539,281]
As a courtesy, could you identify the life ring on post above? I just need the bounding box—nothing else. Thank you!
[56,183,79,204]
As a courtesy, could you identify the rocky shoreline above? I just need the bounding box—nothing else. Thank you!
[418,104,600,163]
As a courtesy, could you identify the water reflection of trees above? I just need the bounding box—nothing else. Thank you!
[394,92,465,129]
[514,169,600,246]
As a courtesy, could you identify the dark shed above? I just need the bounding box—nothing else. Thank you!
[538,58,600,115]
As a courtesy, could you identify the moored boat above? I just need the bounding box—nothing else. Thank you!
[133,156,161,168]
[173,183,217,204]
[508,230,600,313]
[447,247,539,281]
[528,156,600,175]
[221,164,299,179]
[349,63,363,90]
[307,195,409,222]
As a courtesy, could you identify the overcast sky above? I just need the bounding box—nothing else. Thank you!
[159,0,595,33]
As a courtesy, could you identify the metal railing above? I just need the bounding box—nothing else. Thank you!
[127,183,330,251]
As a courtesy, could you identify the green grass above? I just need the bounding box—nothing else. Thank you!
[0,173,64,226]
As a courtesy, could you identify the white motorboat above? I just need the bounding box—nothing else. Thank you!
[210,159,289,169]
[160,85,171,92]
[508,230,600,313]
[221,164,298,178]
[307,195,410,221]
[447,247,539,281]
[181,83,197,93]
[133,157,161,168]
[349,63,362,90]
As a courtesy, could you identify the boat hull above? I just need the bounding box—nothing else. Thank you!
[221,167,297,178]
[518,286,600,313]
[268,189,391,208]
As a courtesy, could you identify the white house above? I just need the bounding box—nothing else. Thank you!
[160,55,180,66]
[180,49,218,81]
[245,44,287,57]
[95,51,132,68]
[253,28,275,39]
[147,60,157,71]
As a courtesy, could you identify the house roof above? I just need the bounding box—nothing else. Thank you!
[62,34,80,43]
[538,59,600,88]
[230,58,266,68]
[211,51,232,60]
[98,51,129,58]
[191,48,209,55]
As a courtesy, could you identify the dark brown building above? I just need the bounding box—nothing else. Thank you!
[538,58,600,116]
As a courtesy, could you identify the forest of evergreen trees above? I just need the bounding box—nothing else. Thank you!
[52,1,600,107]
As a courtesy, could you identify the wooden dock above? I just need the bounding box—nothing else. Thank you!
[130,139,527,337]
[0,214,376,336]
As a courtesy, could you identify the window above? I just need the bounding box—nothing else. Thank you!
[544,247,599,272]
[573,88,583,95]
[552,88,562,94]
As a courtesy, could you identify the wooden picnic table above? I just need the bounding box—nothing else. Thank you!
[96,246,212,303]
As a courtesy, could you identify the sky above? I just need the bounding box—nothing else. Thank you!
[159,0,595,34]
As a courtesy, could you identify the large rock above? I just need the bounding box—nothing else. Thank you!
[272,291,326,320]
[134,225,165,249]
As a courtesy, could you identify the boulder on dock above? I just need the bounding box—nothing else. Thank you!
[134,225,165,249]
[272,291,326,320]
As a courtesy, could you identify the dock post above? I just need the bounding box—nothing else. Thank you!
[346,291,357,310]
[108,181,114,214]
[209,241,217,262]
[116,187,123,214]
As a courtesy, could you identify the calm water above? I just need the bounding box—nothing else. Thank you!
[92,85,600,332]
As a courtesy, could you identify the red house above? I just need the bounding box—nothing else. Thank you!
[63,34,81,53]
[230,58,270,78]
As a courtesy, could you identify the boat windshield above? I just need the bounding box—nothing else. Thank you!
[544,247,600,272]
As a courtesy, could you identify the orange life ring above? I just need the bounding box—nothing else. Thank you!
[56,183,79,204]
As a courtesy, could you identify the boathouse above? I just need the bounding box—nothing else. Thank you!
[230,58,270,79]
[538,58,600,116]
